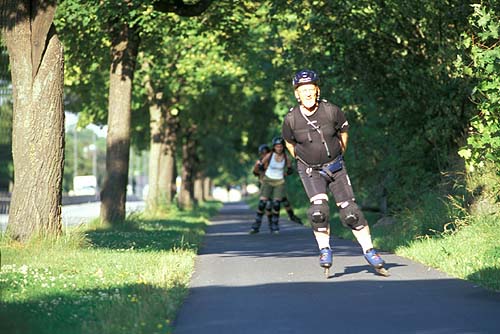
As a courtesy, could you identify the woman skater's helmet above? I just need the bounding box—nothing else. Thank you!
[272,136,285,147]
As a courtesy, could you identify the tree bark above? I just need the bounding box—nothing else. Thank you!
[100,23,139,225]
[203,177,212,200]
[158,138,176,203]
[146,89,163,212]
[158,107,178,204]
[144,76,178,211]
[193,171,204,203]
[145,100,177,211]
[178,126,197,209]
[1,0,64,241]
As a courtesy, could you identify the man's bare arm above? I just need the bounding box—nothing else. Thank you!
[285,140,295,158]
[340,132,348,154]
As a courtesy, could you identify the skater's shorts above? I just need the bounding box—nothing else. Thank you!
[297,160,355,203]
[260,176,286,199]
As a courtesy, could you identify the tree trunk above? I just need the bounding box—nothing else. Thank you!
[1,1,64,241]
[100,23,139,225]
[146,90,163,212]
[146,103,177,211]
[193,171,204,203]
[142,55,179,212]
[178,145,193,210]
[158,107,178,204]
[178,126,197,210]
[158,140,176,203]
[203,177,212,200]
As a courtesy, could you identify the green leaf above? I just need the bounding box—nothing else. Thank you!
[458,148,472,159]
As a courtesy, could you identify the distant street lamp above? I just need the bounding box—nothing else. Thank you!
[73,126,78,178]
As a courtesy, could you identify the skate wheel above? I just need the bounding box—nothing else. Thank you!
[375,267,390,277]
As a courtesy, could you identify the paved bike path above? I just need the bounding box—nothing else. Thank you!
[174,202,499,334]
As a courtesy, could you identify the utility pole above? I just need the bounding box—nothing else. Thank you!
[73,126,78,179]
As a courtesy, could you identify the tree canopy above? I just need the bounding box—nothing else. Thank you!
[53,0,500,208]
[2,0,498,232]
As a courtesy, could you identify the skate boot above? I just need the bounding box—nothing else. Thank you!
[319,247,333,278]
[364,248,389,276]
[289,214,303,225]
[249,227,259,234]
[249,221,261,234]
[269,214,280,234]
[269,223,280,234]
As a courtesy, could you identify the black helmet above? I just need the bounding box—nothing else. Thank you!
[292,69,319,88]
[272,136,285,146]
[258,144,270,154]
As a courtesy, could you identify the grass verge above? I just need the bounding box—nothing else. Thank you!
[396,213,499,291]
[330,205,499,292]
[0,201,221,334]
[329,168,500,292]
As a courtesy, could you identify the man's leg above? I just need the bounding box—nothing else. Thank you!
[308,194,332,268]
[330,169,385,269]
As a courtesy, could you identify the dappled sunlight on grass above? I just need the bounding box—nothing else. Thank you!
[0,279,188,334]
[85,218,207,252]
[0,201,221,334]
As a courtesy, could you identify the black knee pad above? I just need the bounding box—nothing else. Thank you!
[272,199,281,213]
[338,201,367,230]
[281,197,290,208]
[266,199,273,216]
[307,200,330,232]
[258,199,266,213]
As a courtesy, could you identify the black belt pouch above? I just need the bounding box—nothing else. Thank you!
[319,155,343,181]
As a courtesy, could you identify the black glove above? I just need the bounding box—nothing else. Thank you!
[287,167,294,175]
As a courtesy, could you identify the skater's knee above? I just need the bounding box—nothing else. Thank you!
[272,199,281,213]
[308,199,330,232]
[281,197,290,208]
[338,200,367,230]
[257,199,267,212]
[265,199,272,211]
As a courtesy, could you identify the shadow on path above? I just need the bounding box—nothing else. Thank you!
[174,201,500,334]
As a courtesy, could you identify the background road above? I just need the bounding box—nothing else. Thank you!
[0,201,145,232]
[174,202,500,334]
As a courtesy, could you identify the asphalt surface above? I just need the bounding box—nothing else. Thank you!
[174,201,500,334]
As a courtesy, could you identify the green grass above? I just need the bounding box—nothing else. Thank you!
[327,168,500,292]
[0,201,222,334]
[396,214,500,291]
[329,200,500,292]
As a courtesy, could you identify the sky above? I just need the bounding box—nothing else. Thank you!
[65,112,107,138]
